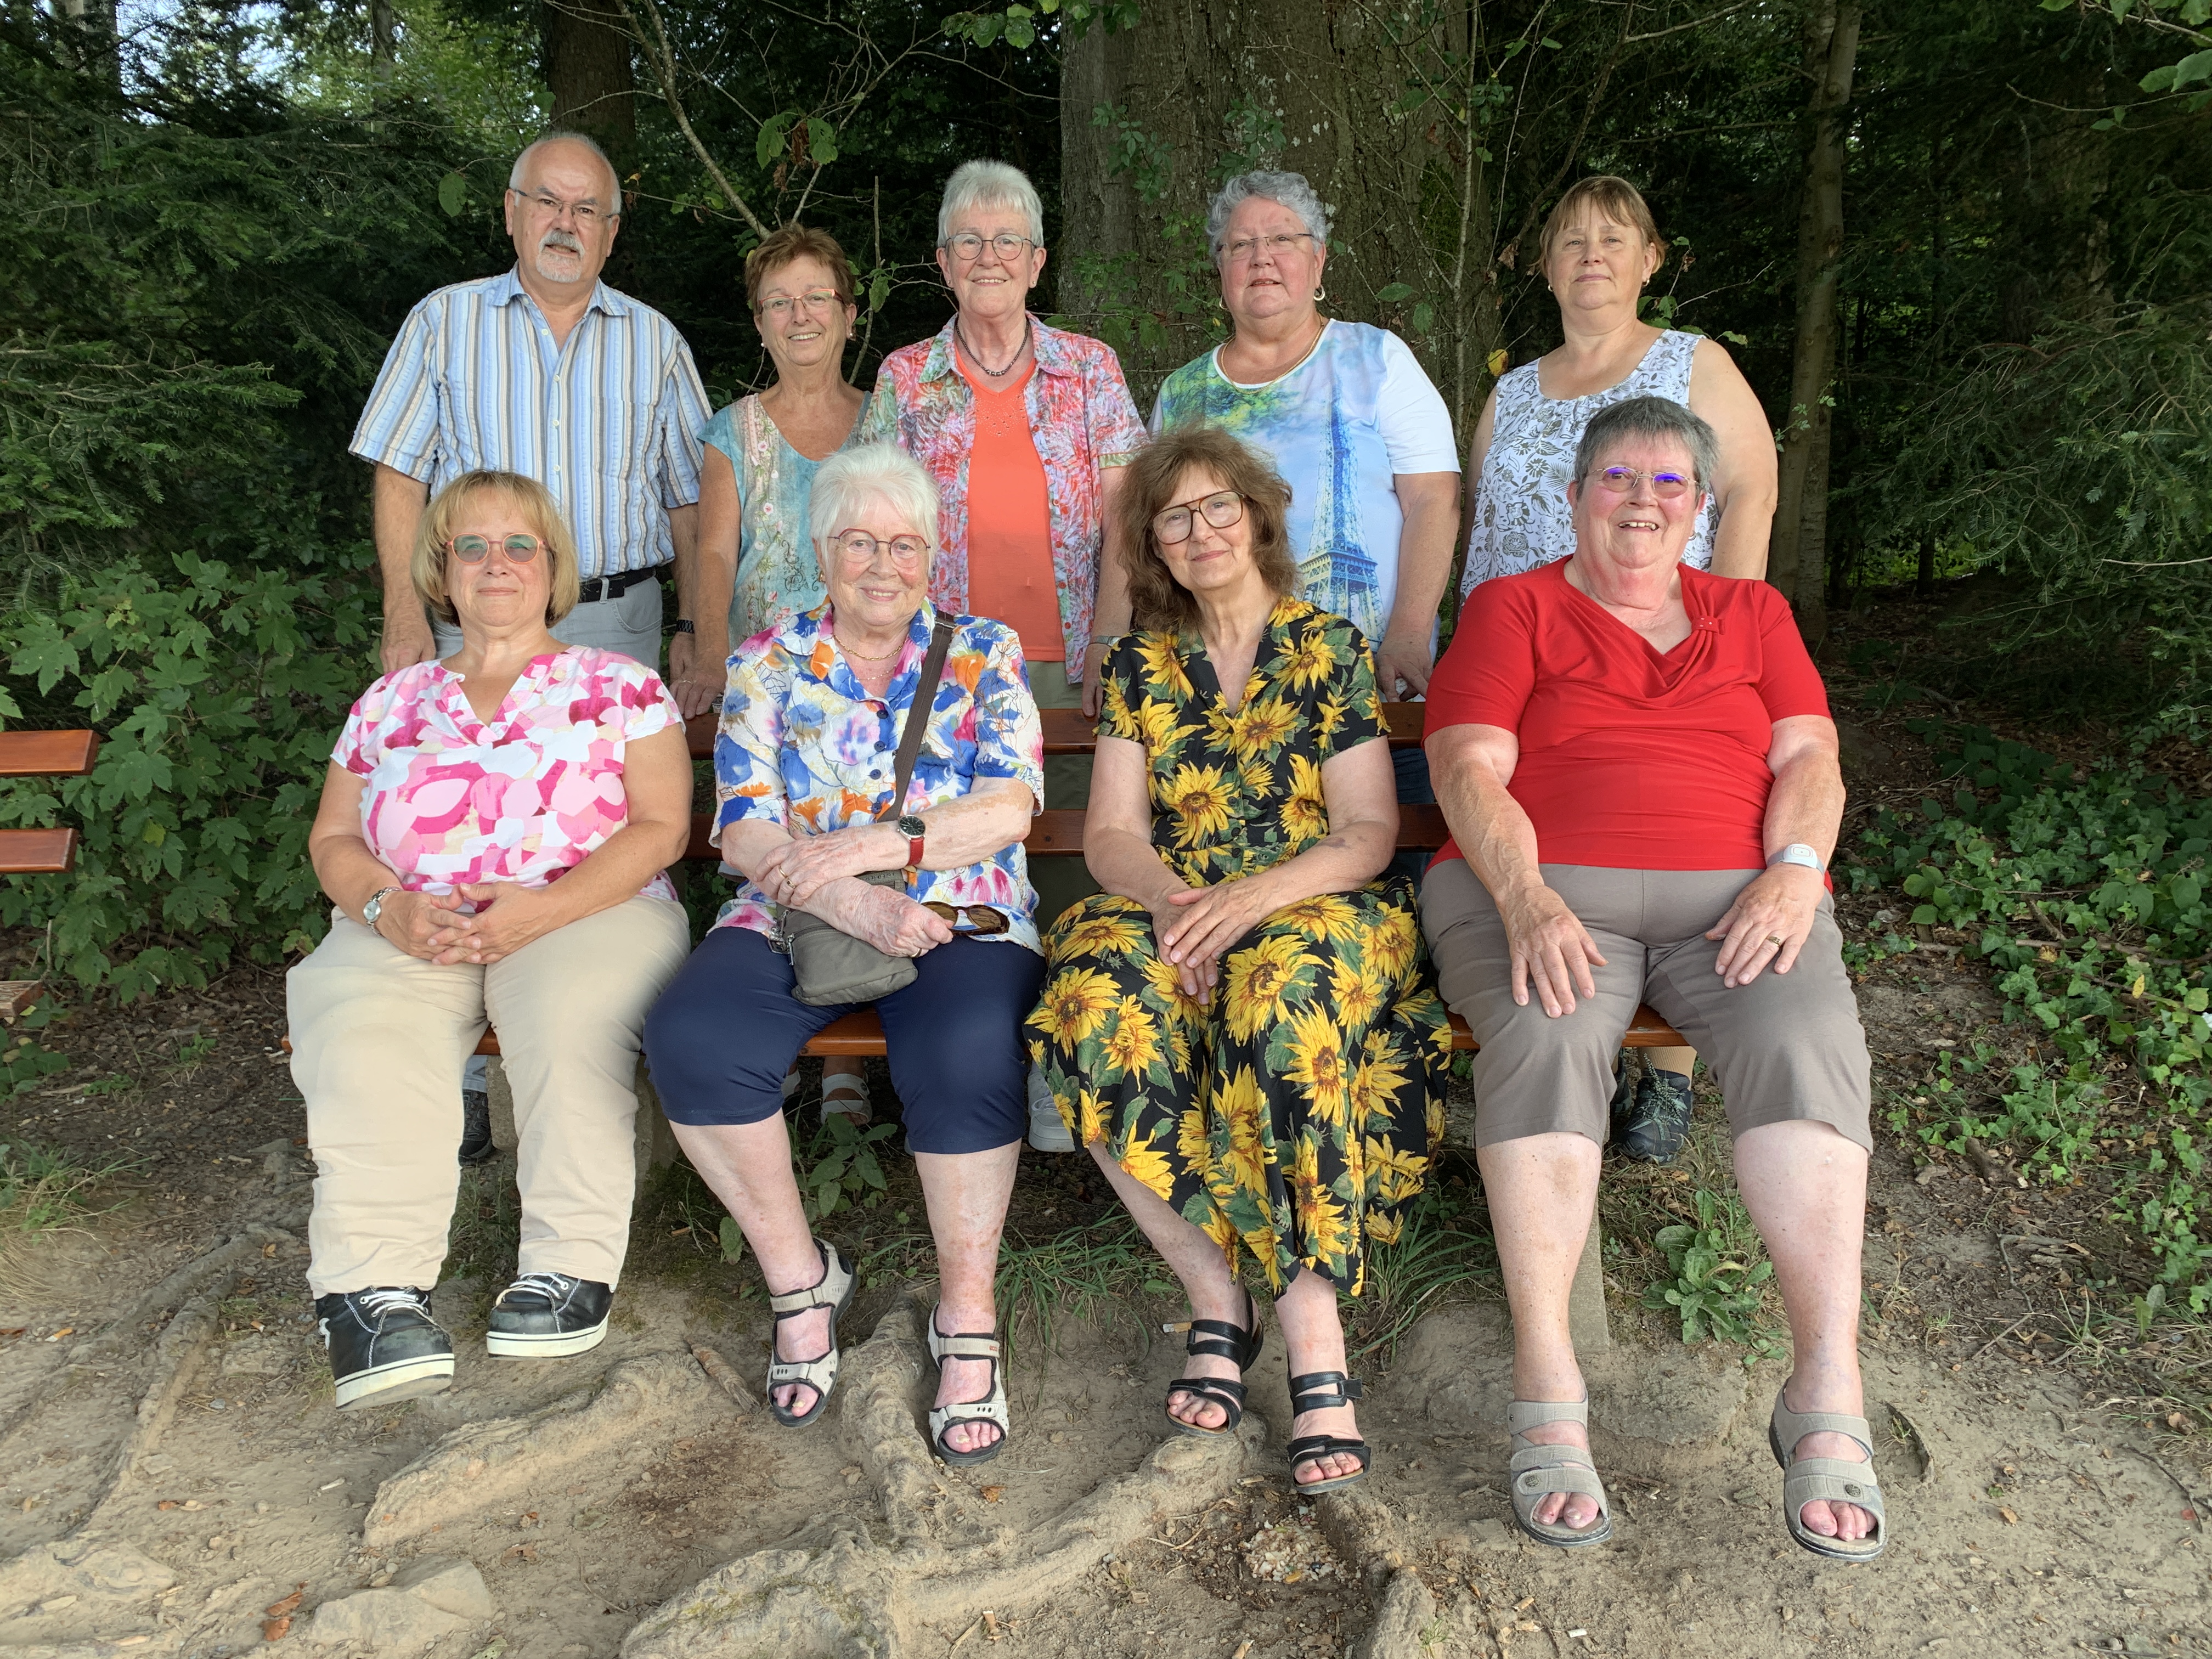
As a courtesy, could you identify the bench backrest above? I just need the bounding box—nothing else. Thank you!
[678,704,1441,861]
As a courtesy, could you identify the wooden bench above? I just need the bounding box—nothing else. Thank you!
[464,702,1686,1059]
[0,729,101,1020]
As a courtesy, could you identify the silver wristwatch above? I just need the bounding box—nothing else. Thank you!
[362,885,402,937]
[1767,843,1825,874]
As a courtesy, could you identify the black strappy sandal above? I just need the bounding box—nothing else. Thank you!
[1286,1369,1371,1494]
[1161,1289,1265,1438]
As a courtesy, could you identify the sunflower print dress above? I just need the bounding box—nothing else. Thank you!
[1028,597,1450,1295]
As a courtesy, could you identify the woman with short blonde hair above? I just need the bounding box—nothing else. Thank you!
[294,470,694,1411]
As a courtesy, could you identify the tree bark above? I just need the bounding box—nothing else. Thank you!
[544,0,637,170]
[1058,0,1499,430]
[1769,0,1860,635]
[54,0,121,92]
[370,0,399,95]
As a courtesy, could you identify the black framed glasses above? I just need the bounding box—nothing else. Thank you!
[1152,490,1246,546]
[921,901,1010,935]
[447,533,543,563]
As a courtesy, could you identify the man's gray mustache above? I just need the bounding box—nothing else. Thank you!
[541,232,582,253]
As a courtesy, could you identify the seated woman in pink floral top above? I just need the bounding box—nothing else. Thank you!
[291,470,693,1412]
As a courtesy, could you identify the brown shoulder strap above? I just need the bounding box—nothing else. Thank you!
[883,618,956,820]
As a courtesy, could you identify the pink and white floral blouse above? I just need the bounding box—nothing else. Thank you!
[334,646,682,902]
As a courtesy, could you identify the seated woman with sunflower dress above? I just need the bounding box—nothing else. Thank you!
[1029,424,1449,1494]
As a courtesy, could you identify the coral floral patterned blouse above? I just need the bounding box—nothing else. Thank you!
[334,646,682,901]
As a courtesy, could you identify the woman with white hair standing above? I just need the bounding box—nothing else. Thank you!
[642,442,1045,1465]
[1152,171,1463,728]
[859,165,1148,1150]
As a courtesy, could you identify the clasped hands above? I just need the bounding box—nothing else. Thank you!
[1151,874,1277,999]
[752,822,953,960]
[375,883,566,966]
[1501,862,1825,1017]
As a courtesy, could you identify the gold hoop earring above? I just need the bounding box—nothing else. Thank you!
[1313,285,1327,303]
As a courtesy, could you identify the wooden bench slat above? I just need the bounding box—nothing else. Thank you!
[684,703,1428,760]
[0,828,77,874]
[685,802,1454,864]
[0,730,99,778]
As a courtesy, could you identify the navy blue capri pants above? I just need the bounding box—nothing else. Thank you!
[643,927,1043,1155]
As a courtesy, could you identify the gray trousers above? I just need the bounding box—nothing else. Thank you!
[439,577,666,1096]
[1421,859,1872,1152]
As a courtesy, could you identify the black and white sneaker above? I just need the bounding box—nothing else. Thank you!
[458,1088,495,1166]
[315,1286,454,1410]
[484,1272,612,1358]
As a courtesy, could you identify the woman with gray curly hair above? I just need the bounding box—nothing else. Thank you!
[1152,171,1462,730]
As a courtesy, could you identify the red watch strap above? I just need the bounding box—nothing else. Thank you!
[906,833,925,870]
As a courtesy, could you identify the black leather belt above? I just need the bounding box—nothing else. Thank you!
[574,565,668,605]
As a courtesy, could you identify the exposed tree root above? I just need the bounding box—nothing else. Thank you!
[363,1350,732,1551]
[619,1301,1265,1659]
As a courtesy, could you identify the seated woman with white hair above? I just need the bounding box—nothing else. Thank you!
[643,442,1045,1465]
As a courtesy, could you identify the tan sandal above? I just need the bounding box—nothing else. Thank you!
[764,1238,853,1428]
[1769,1385,1888,1561]
[1506,1398,1613,1548]
[926,1307,1008,1466]
[820,1070,872,1126]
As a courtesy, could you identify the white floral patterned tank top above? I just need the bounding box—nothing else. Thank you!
[1459,330,1716,597]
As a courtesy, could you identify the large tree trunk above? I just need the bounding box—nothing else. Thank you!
[54,0,121,92]
[1058,1,1500,439]
[370,0,399,92]
[1769,0,1860,635]
[544,0,637,170]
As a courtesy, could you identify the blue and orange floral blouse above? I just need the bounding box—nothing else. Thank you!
[713,601,1047,952]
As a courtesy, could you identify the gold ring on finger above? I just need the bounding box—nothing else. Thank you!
[1765,934,1786,946]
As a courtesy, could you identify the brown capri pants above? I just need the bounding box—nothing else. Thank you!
[1421,860,1872,1152]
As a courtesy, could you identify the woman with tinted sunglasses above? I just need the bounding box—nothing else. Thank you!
[290,470,694,1410]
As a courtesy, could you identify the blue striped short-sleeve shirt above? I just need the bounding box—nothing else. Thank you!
[349,269,710,578]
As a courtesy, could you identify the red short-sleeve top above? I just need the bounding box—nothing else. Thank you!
[1424,560,1832,871]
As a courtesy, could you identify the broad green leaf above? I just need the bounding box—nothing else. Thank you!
[1376,281,1414,303]
[805,117,838,166]
[438,171,466,217]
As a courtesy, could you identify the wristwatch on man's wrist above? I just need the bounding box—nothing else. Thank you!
[1767,843,1826,874]
[895,814,927,871]
[672,618,695,634]
[362,885,402,938]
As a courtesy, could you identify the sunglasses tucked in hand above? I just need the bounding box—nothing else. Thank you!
[447,533,543,563]
[920,901,1010,935]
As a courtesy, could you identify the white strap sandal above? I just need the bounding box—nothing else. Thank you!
[819,1070,872,1125]
[1769,1386,1888,1561]
[926,1306,1008,1466]
[1506,1397,1613,1548]
[764,1238,854,1429]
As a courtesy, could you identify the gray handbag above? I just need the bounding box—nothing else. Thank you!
[782,619,956,1007]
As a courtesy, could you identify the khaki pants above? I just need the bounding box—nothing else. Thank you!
[290,895,692,1296]
[1028,659,1099,931]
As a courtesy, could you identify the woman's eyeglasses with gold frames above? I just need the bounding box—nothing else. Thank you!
[1151,490,1246,546]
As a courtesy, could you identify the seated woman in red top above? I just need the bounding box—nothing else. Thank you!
[1423,396,1883,1562]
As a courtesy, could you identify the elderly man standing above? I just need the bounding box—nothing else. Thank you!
[352,131,714,705]
[349,131,714,1164]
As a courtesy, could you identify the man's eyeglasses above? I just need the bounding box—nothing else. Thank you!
[759,289,844,319]
[943,232,1037,262]
[447,533,543,563]
[1152,490,1246,546]
[1590,466,1696,499]
[921,901,1009,935]
[512,189,611,225]
[831,529,930,565]
[1221,231,1316,264]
